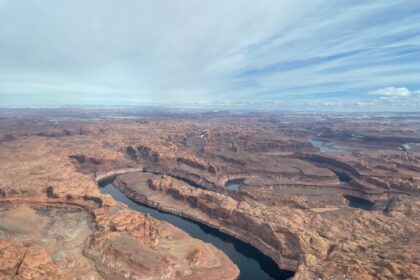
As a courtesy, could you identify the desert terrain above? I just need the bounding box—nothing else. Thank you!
[0,108,419,279]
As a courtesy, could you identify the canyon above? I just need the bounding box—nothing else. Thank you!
[0,108,419,279]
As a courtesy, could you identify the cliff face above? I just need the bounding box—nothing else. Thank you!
[117,172,420,280]
[1,111,419,280]
[0,191,239,280]
[0,126,240,280]
[87,206,239,280]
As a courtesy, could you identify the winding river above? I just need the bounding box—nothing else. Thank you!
[310,139,347,153]
[100,183,294,280]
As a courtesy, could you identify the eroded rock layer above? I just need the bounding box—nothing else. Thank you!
[1,108,419,279]
[0,194,239,280]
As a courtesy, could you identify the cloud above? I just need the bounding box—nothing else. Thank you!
[368,87,412,97]
[0,0,419,111]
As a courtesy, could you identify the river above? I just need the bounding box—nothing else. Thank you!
[344,195,374,211]
[310,139,347,153]
[225,179,244,191]
[100,183,295,280]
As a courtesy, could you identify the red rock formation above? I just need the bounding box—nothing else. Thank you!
[1,109,419,279]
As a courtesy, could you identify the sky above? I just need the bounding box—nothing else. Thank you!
[0,0,419,111]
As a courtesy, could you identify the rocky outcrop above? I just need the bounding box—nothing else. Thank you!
[124,174,302,270]
[0,240,62,279]
[1,109,420,280]
[116,170,420,280]
[0,191,239,280]
[177,156,226,175]
[136,144,177,162]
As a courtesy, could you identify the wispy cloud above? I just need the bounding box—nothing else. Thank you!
[0,0,419,110]
[368,87,413,97]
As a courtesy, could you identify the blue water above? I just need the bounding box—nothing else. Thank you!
[344,195,373,211]
[100,183,294,280]
[225,179,244,191]
[310,139,347,153]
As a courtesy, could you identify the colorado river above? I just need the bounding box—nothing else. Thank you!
[100,183,294,280]
[344,195,374,211]
[225,179,244,191]
[310,139,347,153]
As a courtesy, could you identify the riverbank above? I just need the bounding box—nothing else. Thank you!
[96,171,299,274]
[100,183,295,280]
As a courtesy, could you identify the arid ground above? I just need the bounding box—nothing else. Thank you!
[0,108,419,279]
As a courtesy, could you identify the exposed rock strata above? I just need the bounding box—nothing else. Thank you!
[0,193,239,280]
[114,171,420,279]
[1,110,419,279]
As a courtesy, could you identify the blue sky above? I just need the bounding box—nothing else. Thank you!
[0,0,419,111]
